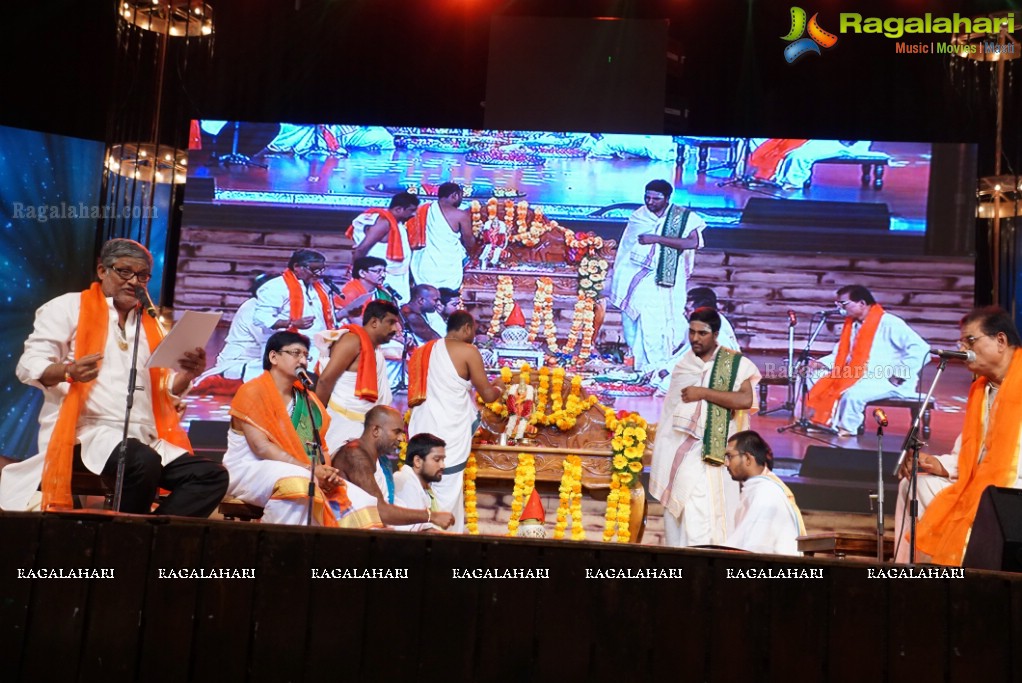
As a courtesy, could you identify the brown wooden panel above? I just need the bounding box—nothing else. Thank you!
[78,517,153,683]
[949,572,1012,682]
[473,540,544,680]
[136,520,208,683]
[303,529,374,679]
[533,542,599,679]
[767,562,828,681]
[189,521,261,683]
[1012,579,1022,683]
[707,555,772,681]
[826,564,887,682]
[0,513,41,678]
[415,533,483,681]
[20,515,98,681]
[647,550,710,681]
[247,525,316,683]
[359,532,433,680]
[887,573,948,681]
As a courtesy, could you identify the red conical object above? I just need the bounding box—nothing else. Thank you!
[506,302,527,327]
[520,488,545,523]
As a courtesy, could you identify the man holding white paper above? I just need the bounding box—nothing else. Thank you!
[0,239,228,515]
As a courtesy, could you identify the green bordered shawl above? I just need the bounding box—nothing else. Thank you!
[291,393,324,460]
[654,205,691,287]
[702,347,743,465]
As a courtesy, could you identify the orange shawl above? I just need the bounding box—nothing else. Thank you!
[405,203,428,250]
[807,304,885,426]
[282,269,332,333]
[408,339,438,407]
[916,349,1022,565]
[344,208,407,261]
[230,371,349,527]
[749,139,809,180]
[342,324,380,403]
[40,283,192,510]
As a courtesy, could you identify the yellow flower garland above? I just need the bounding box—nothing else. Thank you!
[507,453,536,536]
[464,451,479,535]
[553,455,586,541]
[526,277,558,352]
[480,366,511,417]
[602,409,648,543]
[487,275,516,337]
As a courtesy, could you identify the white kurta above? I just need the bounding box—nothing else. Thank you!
[608,205,705,372]
[812,311,929,433]
[252,275,335,370]
[222,428,378,526]
[198,298,266,383]
[408,339,477,533]
[315,330,393,453]
[349,211,412,303]
[391,465,441,532]
[1,293,188,511]
[409,201,467,290]
[650,347,761,547]
[730,471,804,556]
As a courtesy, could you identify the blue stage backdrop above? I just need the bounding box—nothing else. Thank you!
[0,124,104,457]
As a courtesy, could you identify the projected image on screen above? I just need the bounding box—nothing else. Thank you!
[178,121,974,423]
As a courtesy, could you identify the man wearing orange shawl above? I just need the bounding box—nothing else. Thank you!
[807,285,928,436]
[0,239,228,514]
[893,307,1022,565]
[408,311,504,532]
[347,192,419,303]
[251,249,336,369]
[315,300,401,452]
[409,182,475,291]
[224,331,381,528]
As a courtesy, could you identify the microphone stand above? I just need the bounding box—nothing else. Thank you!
[298,378,327,527]
[892,357,948,565]
[112,303,146,513]
[761,312,798,416]
[874,415,886,562]
[777,312,839,443]
[391,298,416,394]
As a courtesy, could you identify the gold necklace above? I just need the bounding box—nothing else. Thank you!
[115,324,129,351]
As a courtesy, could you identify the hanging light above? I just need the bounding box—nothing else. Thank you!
[106,143,189,185]
[120,0,214,37]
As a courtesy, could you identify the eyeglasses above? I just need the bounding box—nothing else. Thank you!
[723,452,745,462]
[366,267,387,275]
[305,265,326,275]
[277,348,310,360]
[834,300,852,308]
[957,334,990,350]
[109,266,152,283]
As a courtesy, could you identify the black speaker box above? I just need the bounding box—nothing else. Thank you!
[962,486,1022,573]
[741,198,891,231]
[800,446,900,484]
[188,420,229,463]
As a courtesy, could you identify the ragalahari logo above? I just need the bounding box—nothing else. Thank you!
[782,7,838,63]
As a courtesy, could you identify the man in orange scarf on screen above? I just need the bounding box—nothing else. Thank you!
[251,248,337,370]
[347,191,420,303]
[894,307,1022,565]
[807,285,928,437]
[0,239,228,514]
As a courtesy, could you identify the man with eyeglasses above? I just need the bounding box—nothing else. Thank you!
[894,306,1022,565]
[339,256,394,318]
[806,284,928,437]
[1,239,229,516]
[608,179,706,376]
[222,331,383,528]
[347,191,420,303]
[252,249,337,369]
[724,430,805,556]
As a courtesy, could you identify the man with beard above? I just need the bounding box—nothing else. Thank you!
[650,307,761,547]
[332,406,455,529]
[409,182,474,290]
[392,432,450,531]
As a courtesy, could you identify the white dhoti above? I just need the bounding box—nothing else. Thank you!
[410,202,467,291]
[650,348,760,547]
[408,340,478,533]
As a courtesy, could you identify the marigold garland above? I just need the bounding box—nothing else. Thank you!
[464,451,479,535]
[470,200,483,237]
[553,455,586,540]
[480,366,512,417]
[487,275,516,337]
[602,409,647,543]
[527,277,558,352]
[507,453,536,536]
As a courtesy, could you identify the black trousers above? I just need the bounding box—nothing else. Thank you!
[101,439,229,517]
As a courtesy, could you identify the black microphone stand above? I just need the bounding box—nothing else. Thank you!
[112,303,146,513]
[777,311,839,443]
[390,291,416,394]
[761,312,798,416]
[297,375,327,527]
[873,413,887,562]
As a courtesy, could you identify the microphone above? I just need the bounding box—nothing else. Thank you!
[817,305,843,316]
[321,276,342,297]
[295,367,315,390]
[134,285,159,318]
[787,310,797,327]
[873,408,888,427]
[381,283,403,301]
[931,349,976,362]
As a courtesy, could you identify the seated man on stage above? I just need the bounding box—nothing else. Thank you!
[747,138,876,189]
[807,285,929,437]
[650,307,761,547]
[252,249,337,370]
[609,179,705,373]
[895,306,1022,565]
[1,238,228,515]
[332,406,455,530]
[408,311,505,532]
[402,284,445,344]
[391,432,449,532]
[438,288,462,321]
[338,256,395,318]
[315,300,400,451]
[347,191,420,303]
[725,430,805,556]
[409,182,474,291]
[224,331,382,528]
